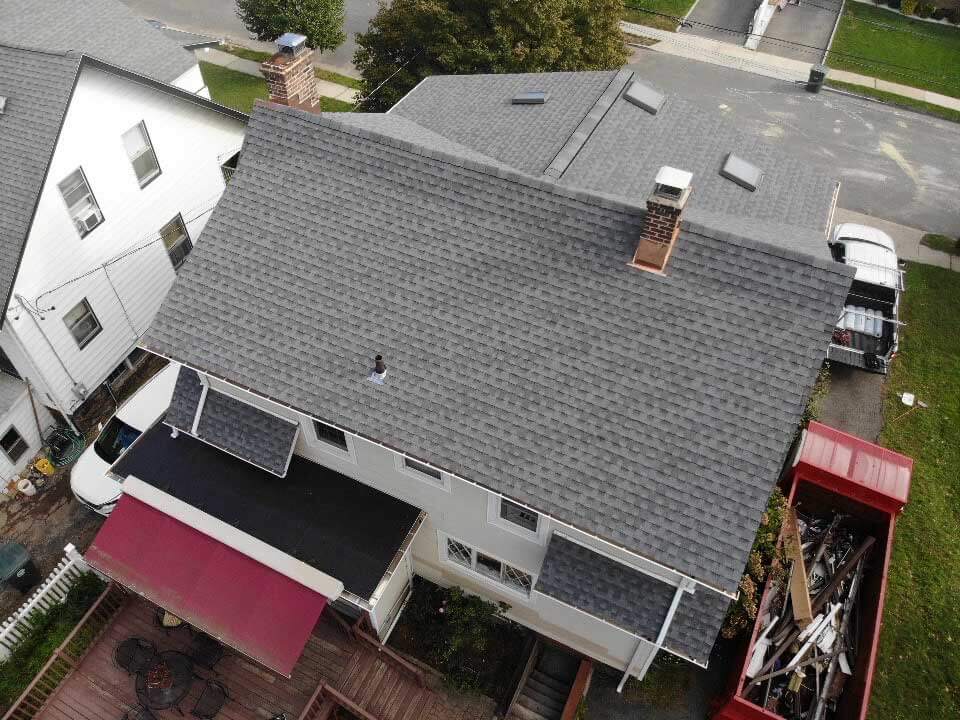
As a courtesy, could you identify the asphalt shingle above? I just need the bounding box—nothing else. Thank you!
[143,104,854,596]
[0,0,195,84]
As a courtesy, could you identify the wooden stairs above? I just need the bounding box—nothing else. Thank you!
[506,644,590,720]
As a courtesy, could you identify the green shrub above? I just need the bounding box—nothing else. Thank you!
[915,1,935,17]
[949,7,960,23]
[900,0,918,14]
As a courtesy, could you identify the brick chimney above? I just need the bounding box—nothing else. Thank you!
[630,166,693,273]
[259,32,320,112]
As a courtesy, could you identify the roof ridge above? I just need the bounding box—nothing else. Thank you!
[0,41,81,60]
[255,102,650,217]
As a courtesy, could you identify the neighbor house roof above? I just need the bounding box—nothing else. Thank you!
[0,45,80,320]
[143,103,854,596]
[394,71,839,251]
[0,44,245,326]
[0,0,196,84]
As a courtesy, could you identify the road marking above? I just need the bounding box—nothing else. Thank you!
[879,140,921,186]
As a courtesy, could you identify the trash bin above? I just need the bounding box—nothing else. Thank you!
[0,542,40,593]
[806,63,828,93]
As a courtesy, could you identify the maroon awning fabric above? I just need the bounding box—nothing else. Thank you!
[86,495,328,676]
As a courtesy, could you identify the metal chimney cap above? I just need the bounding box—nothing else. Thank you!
[276,32,308,53]
[654,166,693,192]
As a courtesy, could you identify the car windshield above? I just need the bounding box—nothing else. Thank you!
[93,417,141,464]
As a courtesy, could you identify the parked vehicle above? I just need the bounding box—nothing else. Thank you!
[70,362,178,515]
[827,224,902,374]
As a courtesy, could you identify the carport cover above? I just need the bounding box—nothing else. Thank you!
[85,495,327,676]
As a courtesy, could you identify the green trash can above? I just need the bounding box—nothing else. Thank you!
[0,542,40,593]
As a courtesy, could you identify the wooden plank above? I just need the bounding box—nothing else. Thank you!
[784,508,813,628]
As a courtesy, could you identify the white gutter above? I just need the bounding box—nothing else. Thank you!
[617,578,695,692]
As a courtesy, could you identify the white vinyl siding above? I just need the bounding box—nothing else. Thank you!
[440,533,534,597]
[63,299,102,349]
[122,121,161,187]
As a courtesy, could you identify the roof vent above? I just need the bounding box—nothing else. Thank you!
[512,90,547,105]
[720,153,763,192]
[0,96,6,115]
[368,354,387,385]
[623,80,664,115]
[276,32,308,56]
[653,166,693,203]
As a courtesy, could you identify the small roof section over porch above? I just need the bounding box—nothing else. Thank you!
[113,423,422,600]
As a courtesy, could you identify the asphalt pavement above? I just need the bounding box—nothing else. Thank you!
[757,0,843,63]
[628,50,960,236]
[681,0,756,44]
[120,0,375,75]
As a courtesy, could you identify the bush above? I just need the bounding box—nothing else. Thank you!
[931,7,947,19]
[949,7,960,23]
[915,0,935,16]
[900,0,918,14]
[886,0,901,8]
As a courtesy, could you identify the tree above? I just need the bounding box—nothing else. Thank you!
[354,0,629,112]
[236,0,346,54]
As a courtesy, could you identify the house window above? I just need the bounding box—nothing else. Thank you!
[122,121,161,187]
[0,427,27,463]
[313,420,348,451]
[403,457,442,481]
[64,299,102,349]
[442,535,534,597]
[160,214,193,269]
[58,168,103,237]
[499,498,539,533]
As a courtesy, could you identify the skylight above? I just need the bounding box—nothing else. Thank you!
[720,153,764,192]
[623,80,664,115]
[512,90,547,105]
[0,96,7,115]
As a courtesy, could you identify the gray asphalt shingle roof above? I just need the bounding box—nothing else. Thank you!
[394,71,839,240]
[0,0,196,84]
[165,368,299,476]
[143,103,853,595]
[536,534,730,664]
[0,46,80,320]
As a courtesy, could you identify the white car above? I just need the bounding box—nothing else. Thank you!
[70,362,179,515]
[827,223,902,373]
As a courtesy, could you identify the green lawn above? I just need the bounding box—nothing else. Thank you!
[920,233,960,255]
[827,3,960,98]
[200,62,355,114]
[826,78,960,124]
[220,44,363,89]
[622,0,697,31]
[869,263,960,719]
[221,44,272,63]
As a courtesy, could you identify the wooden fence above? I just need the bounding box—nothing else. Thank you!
[0,545,96,661]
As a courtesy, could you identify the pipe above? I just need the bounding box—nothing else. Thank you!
[617,580,690,692]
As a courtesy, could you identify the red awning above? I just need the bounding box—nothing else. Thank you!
[86,495,328,677]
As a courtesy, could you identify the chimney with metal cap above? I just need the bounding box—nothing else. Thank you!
[630,166,692,273]
[259,33,320,112]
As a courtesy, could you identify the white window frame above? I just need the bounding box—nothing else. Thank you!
[63,298,102,350]
[122,120,161,187]
[0,425,28,464]
[305,417,356,463]
[487,494,550,544]
[395,454,451,492]
[159,213,193,270]
[437,532,535,600]
[58,167,103,238]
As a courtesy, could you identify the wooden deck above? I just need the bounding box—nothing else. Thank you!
[31,595,435,720]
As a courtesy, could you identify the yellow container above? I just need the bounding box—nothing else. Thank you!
[34,457,56,476]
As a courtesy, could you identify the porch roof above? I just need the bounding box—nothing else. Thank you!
[113,423,422,600]
[86,494,328,676]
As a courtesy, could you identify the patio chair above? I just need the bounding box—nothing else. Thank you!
[191,680,228,719]
[154,606,192,636]
[115,638,160,676]
[188,633,224,670]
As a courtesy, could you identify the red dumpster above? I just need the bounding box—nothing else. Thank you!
[714,421,912,720]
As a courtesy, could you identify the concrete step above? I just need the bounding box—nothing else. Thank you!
[518,691,563,720]
[529,668,569,695]
[508,701,554,720]
[526,675,567,705]
[521,684,565,714]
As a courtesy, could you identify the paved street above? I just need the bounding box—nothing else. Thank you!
[629,50,960,235]
[681,0,755,45]
[120,0,375,74]
[758,0,842,63]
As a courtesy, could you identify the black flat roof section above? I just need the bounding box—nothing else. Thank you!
[114,424,422,599]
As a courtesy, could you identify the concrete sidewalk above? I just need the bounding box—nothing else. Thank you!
[202,47,360,103]
[621,21,960,113]
[835,208,959,270]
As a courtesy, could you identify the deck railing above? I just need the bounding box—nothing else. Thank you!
[0,545,96,661]
[1,582,127,720]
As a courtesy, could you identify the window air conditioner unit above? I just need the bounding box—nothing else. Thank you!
[77,208,102,233]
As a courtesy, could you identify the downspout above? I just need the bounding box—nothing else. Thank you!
[9,297,79,433]
[617,578,694,692]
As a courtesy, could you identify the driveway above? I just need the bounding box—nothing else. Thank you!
[681,0,757,44]
[757,0,843,63]
[818,364,885,442]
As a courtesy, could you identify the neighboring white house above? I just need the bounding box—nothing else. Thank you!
[0,42,245,474]
[83,64,855,689]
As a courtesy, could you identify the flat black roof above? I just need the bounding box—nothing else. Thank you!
[114,424,422,599]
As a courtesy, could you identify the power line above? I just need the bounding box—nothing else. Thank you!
[353,50,425,110]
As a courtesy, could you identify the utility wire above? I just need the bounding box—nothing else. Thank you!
[353,50,425,109]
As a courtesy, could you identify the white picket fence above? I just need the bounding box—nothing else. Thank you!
[0,544,94,661]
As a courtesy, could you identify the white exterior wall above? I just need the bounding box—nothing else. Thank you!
[0,386,56,485]
[171,64,209,98]
[198,374,704,672]
[5,65,245,415]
